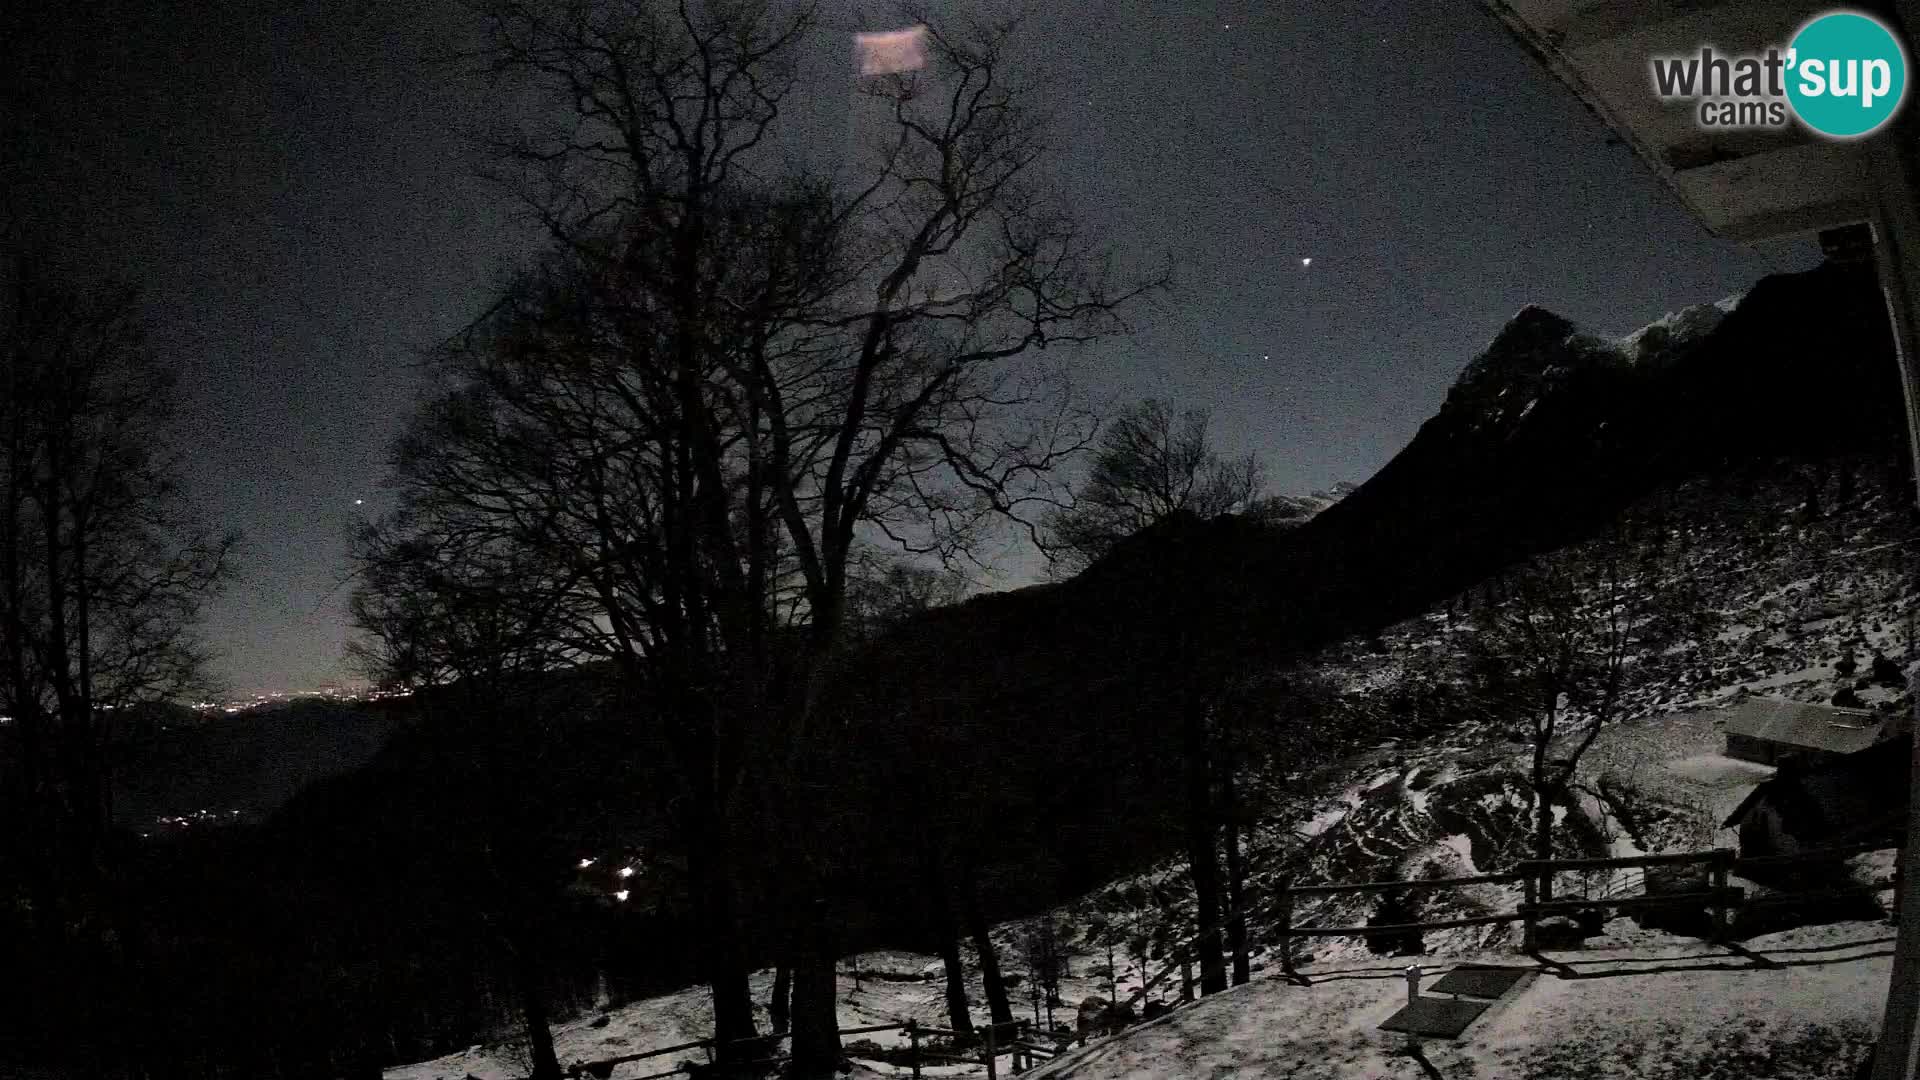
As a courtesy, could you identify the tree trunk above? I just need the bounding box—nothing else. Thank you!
[1531,705,1556,903]
[1223,773,1250,987]
[507,930,562,1080]
[1533,782,1555,903]
[963,886,1014,1025]
[787,937,840,1079]
[769,964,792,1036]
[690,835,758,1060]
[1182,706,1227,996]
[938,936,974,1036]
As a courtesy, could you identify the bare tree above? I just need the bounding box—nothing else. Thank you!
[1463,525,1704,899]
[1035,396,1265,996]
[1041,399,1264,574]
[349,487,592,1080]
[394,3,1163,1072]
[0,257,237,942]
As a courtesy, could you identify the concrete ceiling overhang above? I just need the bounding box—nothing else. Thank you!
[1481,0,1879,242]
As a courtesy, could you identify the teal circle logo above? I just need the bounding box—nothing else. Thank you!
[1786,11,1908,138]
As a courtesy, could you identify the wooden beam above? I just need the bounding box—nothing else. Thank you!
[1541,0,1773,52]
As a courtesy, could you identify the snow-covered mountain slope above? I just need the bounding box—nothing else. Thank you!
[1246,482,1358,528]
[387,268,1916,1077]
[1617,295,1741,368]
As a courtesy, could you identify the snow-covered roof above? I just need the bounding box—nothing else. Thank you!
[1722,695,1883,754]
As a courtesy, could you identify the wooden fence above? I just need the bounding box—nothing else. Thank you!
[1269,840,1899,974]
[564,1016,1050,1079]
[566,841,1897,1078]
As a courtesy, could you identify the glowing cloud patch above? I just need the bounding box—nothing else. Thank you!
[855,26,928,76]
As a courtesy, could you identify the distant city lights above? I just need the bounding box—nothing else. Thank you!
[189,685,409,715]
[614,890,630,902]
[578,857,596,870]
[617,866,635,879]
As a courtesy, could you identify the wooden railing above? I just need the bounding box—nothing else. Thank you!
[1267,840,1900,972]
[564,1016,1043,1079]
[567,841,1899,1077]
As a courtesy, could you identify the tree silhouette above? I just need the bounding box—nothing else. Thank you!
[1037,397,1265,996]
[379,3,1166,1072]
[0,255,237,1072]
[1462,523,1706,898]
[1041,399,1264,575]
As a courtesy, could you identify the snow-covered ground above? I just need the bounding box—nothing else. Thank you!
[386,953,1117,1080]
[391,919,1894,1080]
[1026,920,1890,1080]
[390,460,1920,1079]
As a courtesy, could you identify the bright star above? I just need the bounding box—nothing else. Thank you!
[353,499,364,506]
[1300,257,1313,268]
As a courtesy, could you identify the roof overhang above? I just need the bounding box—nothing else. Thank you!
[1481,0,1881,242]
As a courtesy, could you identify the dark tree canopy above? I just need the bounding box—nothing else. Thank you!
[1042,399,1263,574]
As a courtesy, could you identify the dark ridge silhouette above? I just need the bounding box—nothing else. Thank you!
[63,261,1902,1077]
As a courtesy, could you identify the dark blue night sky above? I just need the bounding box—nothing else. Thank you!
[4,0,1812,694]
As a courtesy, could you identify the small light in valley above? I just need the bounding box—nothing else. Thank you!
[577,857,596,870]
[617,866,635,878]
[614,889,630,902]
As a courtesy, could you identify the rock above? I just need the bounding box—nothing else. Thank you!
[1532,914,1592,949]
[1075,996,1136,1041]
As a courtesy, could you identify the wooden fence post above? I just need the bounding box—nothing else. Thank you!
[1711,848,1732,944]
[1278,878,1295,981]
[1521,864,1539,952]
[984,1020,998,1080]
[907,1020,920,1080]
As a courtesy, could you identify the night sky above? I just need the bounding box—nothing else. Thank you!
[6,1,1814,696]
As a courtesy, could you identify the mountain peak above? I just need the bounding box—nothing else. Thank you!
[1617,295,1741,368]
[1246,483,1356,528]
[1445,304,1598,417]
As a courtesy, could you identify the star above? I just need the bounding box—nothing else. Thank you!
[1300,257,1313,268]
[353,498,364,506]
